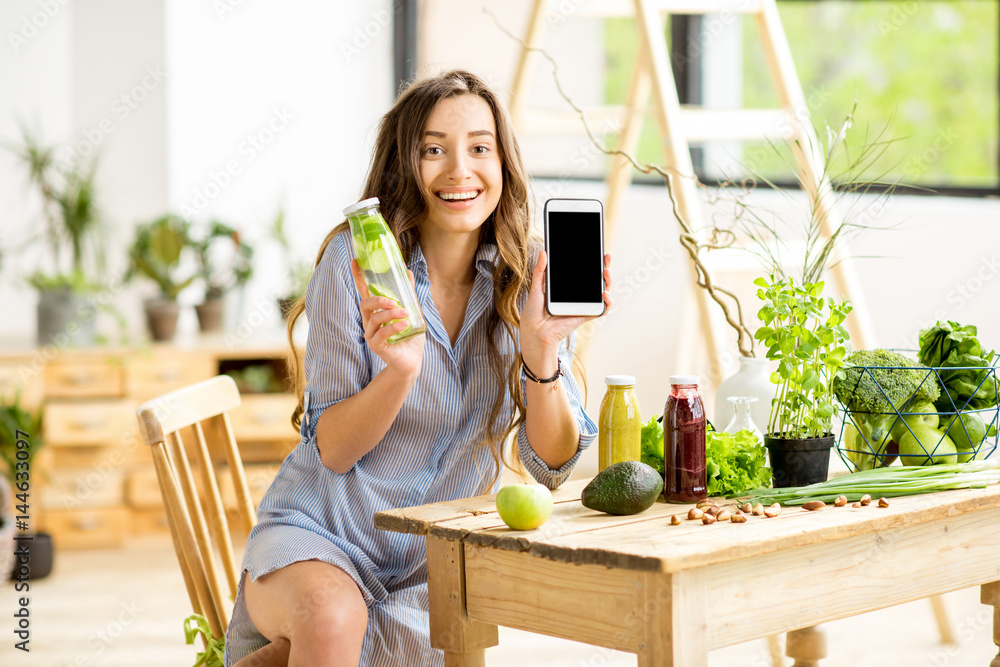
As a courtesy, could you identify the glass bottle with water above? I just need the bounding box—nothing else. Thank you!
[343,197,426,344]
[724,396,764,445]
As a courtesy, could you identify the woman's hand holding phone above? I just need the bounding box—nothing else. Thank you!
[350,259,425,379]
[520,249,613,376]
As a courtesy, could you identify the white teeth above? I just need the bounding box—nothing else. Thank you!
[438,191,479,201]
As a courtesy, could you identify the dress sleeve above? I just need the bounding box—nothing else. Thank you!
[301,231,371,445]
[516,332,598,489]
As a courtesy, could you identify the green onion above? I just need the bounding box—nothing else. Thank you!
[742,460,1000,506]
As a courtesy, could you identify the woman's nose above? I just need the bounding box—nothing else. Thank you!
[447,152,472,181]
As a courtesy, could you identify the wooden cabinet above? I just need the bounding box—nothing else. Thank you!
[3,338,300,550]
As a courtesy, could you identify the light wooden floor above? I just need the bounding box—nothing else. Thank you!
[1,536,997,666]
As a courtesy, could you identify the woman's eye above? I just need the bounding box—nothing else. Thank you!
[471,144,490,155]
[423,146,442,156]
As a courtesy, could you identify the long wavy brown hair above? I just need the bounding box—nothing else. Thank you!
[286,70,537,483]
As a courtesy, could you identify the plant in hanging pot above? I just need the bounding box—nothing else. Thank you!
[754,273,853,487]
[126,215,196,341]
[6,128,109,347]
[191,220,254,332]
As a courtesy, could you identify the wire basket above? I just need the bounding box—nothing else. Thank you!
[835,355,999,472]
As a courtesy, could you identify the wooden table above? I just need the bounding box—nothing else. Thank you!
[375,479,1000,666]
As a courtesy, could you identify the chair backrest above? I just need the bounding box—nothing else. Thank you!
[135,374,257,640]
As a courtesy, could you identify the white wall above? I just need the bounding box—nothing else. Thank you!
[163,0,395,336]
[0,0,396,342]
[0,0,75,336]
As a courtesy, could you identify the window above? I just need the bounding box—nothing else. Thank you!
[600,0,1000,195]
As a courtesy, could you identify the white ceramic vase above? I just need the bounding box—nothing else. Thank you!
[714,356,774,435]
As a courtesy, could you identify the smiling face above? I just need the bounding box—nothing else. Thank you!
[418,94,503,237]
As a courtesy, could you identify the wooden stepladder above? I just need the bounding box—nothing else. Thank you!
[510,0,876,386]
[508,2,953,665]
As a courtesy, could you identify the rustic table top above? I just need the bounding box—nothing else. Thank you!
[374,479,1000,574]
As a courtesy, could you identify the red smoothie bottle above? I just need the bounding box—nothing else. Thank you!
[664,375,707,503]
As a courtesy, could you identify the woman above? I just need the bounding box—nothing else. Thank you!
[225,70,613,666]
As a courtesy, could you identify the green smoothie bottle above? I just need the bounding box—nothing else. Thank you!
[343,197,426,343]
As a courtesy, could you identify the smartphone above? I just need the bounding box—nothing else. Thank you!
[543,198,606,317]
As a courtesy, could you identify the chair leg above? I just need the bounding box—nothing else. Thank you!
[929,595,956,644]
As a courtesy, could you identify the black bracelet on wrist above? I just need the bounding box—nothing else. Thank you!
[521,354,563,384]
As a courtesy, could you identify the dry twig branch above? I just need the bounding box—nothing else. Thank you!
[487,8,756,356]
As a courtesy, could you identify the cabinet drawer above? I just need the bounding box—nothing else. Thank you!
[45,399,136,447]
[130,508,171,536]
[0,356,44,409]
[125,352,215,403]
[45,359,124,398]
[126,469,163,509]
[39,468,125,510]
[42,508,127,550]
[229,394,299,442]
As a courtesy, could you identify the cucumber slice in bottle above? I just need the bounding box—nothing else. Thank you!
[368,283,400,304]
[366,246,391,273]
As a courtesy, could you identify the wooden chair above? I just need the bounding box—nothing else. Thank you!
[135,375,257,642]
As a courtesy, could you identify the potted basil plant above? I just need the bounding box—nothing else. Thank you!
[191,221,254,332]
[126,215,196,341]
[754,273,853,487]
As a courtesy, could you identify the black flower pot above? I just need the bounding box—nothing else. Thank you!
[765,434,835,488]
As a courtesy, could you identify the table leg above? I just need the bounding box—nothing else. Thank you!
[786,626,826,667]
[637,570,708,667]
[426,536,498,665]
[980,582,1000,667]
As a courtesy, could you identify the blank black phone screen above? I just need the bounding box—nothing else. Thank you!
[547,211,602,303]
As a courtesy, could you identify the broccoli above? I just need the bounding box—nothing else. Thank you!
[832,349,942,470]
[833,349,940,413]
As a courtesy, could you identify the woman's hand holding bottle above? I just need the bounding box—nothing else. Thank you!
[350,260,425,378]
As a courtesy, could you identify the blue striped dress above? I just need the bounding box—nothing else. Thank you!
[224,230,597,666]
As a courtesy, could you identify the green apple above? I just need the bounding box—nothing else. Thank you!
[496,483,553,531]
[897,425,957,466]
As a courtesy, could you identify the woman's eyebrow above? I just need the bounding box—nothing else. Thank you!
[423,130,495,138]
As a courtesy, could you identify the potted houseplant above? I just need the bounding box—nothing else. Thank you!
[127,215,196,341]
[191,221,254,332]
[269,207,313,320]
[0,392,52,581]
[754,273,853,487]
[6,129,108,347]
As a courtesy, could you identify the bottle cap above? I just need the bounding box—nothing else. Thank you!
[343,197,381,217]
[669,374,700,386]
[605,375,635,386]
